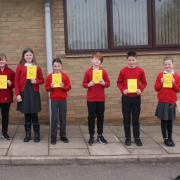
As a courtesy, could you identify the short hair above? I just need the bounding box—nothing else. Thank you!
[127,51,137,58]
[92,52,103,63]
[163,56,173,63]
[0,53,7,61]
[52,57,62,65]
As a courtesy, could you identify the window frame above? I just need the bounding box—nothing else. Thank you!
[63,0,180,54]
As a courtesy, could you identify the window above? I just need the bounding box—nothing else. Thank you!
[64,0,180,53]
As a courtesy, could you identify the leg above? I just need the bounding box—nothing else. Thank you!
[161,120,167,139]
[87,102,96,137]
[51,100,59,143]
[1,103,10,138]
[87,102,96,145]
[59,100,69,143]
[96,102,107,144]
[122,95,132,141]
[24,113,32,142]
[167,120,175,146]
[32,113,40,142]
[96,102,105,136]
[132,96,142,146]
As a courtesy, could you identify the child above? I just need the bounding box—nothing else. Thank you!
[117,51,147,146]
[15,48,44,143]
[155,56,180,147]
[0,53,15,140]
[45,58,71,145]
[82,52,110,146]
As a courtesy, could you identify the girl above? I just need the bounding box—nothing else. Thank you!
[155,56,180,147]
[45,58,71,145]
[0,53,15,140]
[15,48,44,143]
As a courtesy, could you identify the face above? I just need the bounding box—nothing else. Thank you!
[127,56,137,68]
[91,57,101,67]
[164,59,173,72]
[24,51,34,63]
[53,62,62,73]
[0,57,7,68]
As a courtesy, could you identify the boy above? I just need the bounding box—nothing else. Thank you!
[82,52,110,146]
[117,51,147,146]
[45,58,71,145]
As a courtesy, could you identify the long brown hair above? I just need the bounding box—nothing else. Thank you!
[19,48,37,65]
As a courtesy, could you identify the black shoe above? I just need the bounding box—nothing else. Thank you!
[168,139,175,147]
[135,138,143,146]
[125,138,131,146]
[60,137,69,143]
[88,136,94,146]
[2,133,10,140]
[97,135,108,144]
[51,138,57,145]
[164,139,169,146]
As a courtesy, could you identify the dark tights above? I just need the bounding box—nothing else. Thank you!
[161,120,173,139]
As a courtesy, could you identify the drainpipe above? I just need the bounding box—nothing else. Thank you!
[44,0,52,124]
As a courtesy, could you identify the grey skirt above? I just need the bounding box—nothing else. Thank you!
[155,102,176,121]
[17,80,41,113]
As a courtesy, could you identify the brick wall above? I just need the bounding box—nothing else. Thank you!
[0,0,48,124]
[0,0,180,125]
[51,0,180,125]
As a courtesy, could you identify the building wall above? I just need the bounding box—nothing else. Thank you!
[0,0,180,124]
[0,0,48,124]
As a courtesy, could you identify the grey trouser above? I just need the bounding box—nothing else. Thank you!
[51,99,67,138]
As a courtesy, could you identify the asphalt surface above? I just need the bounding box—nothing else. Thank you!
[0,162,180,180]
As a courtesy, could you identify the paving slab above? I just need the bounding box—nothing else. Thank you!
[49,138,87,149]
[8,142,48,156]
[88,143,129,156]
[49,148,89,156]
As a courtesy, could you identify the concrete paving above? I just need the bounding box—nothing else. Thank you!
[0,125,180,164]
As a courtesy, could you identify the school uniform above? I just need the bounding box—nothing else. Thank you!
[45,72,71,140]
[15,64,44,142]
[155,71,180,141]
[117,66,147,140]
[82,67,110,137]
[0,66,15,135]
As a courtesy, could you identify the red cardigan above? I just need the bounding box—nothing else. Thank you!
[82,67,110,102]
[0,66,15,103]
[45,72,71,100]
[15,65,44,96]
[117,66,147,97]
[154,72,180,103]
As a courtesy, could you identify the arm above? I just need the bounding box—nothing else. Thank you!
[154,73,163,92]
[117,71,125,94]
[63,74,71,91]
[15,66,21,96]
[172,74,180,92]
[36,66,44,85]
[45,75,51,92]
[101,70,110,88]
[82,71,89,88]
[139,70,147,92]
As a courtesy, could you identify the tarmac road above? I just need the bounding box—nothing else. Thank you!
[0,162,180,180]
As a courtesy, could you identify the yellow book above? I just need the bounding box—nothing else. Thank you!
[0,75,7,89]
[92,70,102,84]
[52,73,62,87]
[127,79,137,93]
[26,66,37,79]
[163,74,173,88]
